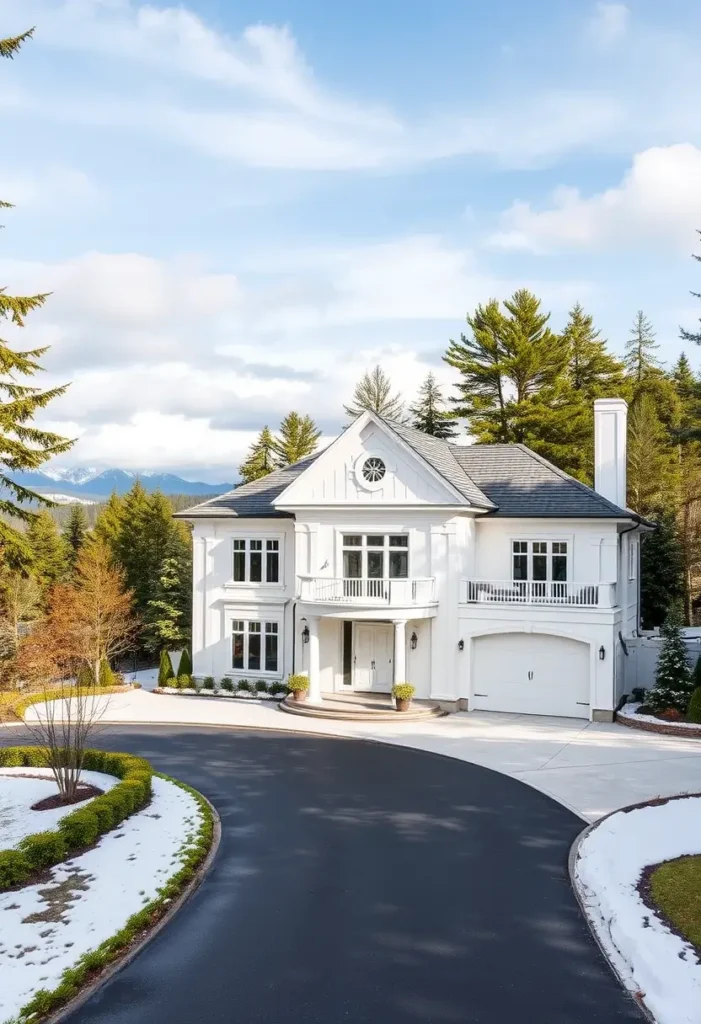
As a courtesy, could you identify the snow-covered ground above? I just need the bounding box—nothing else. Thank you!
[574,794,701,1024]
[0,769,118,848]
[619,702,701,731]
[0,775,203,1024]
[153,686,282,701]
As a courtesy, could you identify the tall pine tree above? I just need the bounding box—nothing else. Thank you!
[239,427,276,484]
[273,412,321,467]
[409,372,458,438]
[640,512,684,629]
[26,511,68,599]
[680,229,701,346]
[624,311,661,380]
[0,29,74,567]
[62,503,88,571]
[344,365,405,421]
[93,492,124,551]
[627,393,679,518]
[143,556,191,654]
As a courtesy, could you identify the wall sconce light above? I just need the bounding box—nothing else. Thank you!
[599,645,605,661]
[458,639,465,651]
[410,632,418,650]
[302,626,310,644]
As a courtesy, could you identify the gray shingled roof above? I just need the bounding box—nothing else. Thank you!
[173,454,320,519]
[381,419,495,509]
[175,421,637,521]
[449,443,632,518]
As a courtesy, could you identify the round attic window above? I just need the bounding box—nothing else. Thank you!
[361,456,386,483]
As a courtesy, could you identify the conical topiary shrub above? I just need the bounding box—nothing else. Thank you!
[177,648,192,677]
[158,649,175,687]
[646,607,694,714]
[77,664,94,688]
[98,656,114,687]
[687,687,701,724]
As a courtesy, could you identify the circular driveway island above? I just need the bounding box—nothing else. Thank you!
[2,726,642,1023]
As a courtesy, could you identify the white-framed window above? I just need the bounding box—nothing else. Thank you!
[628,540,637,581]
[232,619,279,673]
[341,533,409,579]
[232,538,280,584]
[512,540,568,582]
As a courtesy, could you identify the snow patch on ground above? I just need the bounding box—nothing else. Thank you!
[574,795,701,1024]
[0,775,202,1023]
[153,686,282,701]
[619,702,701,731]
[0,769,118,848]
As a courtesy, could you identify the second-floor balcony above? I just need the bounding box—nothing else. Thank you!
[298,575,436,607]
[460,579,617,609]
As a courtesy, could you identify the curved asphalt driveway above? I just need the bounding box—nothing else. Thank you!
[5,726,643,1022]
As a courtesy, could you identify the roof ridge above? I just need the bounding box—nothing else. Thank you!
[513,443,628,516]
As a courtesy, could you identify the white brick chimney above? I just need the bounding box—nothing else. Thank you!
[594,398,627,508]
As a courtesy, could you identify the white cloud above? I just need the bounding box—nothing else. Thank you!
[589,3,630,47]
[489,144,701,252]
[0,166,98,209]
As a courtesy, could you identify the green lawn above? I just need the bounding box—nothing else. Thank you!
[650,855,701,953]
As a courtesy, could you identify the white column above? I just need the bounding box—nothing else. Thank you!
[307,615,321,703]
[393,619,407,685]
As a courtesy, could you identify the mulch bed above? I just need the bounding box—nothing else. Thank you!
[31,784,104,811]
[616,712,701,738]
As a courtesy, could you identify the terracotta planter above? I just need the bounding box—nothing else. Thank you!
[395,698,412,712]
[292,689,308,703]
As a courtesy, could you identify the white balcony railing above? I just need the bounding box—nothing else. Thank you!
[298,576,436,606]
[460,579,616,609]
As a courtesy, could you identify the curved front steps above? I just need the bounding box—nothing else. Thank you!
[279,692,447,722]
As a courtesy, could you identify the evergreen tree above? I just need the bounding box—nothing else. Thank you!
[627,393,679,518]
[239,427,277,484]
[564,303,627,399]
[680,229,701,346]
[143,556,191,654]
[62,503,88,570]
[178,647,192,676]
[273,412,321,467]
[98,655,114,687]
[640,512,684,629]
[0,30,74,567]
[158,648,175,686]
[344,365,405,421]
[409,372,458,438]
[646,606,694,713]
[672,352,699,414]
[687,684,701,723]
[624,311,661,381]
[26,511,68,598]
[93,492,124,553]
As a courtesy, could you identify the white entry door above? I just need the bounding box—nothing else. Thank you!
[353,623,393,691]
[471,633,590,718]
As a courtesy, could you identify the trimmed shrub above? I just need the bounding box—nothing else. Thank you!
[254,680,268,694]
[287,673,309,693]
[77,664,94,688]
[221,678,234,692]
[631,686,646,704]
[176,674,192,690]
[0,747,153,892]
[687,686,701,724]
[98,657,114,687]
[270,682,286,696]
[0,849,31,888]
[19,831,68,870]
[237,679,252,693]
[158,649,175,687]
[202,676,215,690]
[178,649,193,676]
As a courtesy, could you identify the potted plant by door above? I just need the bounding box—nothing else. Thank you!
[392,682,415,712]
[287,673,310,703]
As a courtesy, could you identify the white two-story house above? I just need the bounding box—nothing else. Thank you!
[176,398,650,721]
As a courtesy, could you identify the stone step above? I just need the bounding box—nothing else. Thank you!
[279,695,446,722]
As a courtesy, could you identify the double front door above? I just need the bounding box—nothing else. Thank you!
[353,623,393,691]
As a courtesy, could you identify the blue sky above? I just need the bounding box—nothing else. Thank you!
[1,0,700,479]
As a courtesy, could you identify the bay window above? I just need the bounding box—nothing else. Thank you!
[232,619,279,674]
[232,538,280,583]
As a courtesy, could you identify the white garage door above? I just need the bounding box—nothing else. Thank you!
[471,633,590,718]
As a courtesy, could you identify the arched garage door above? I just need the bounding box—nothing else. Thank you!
[471,633,590,718]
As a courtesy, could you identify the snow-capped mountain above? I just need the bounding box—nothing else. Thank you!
[7,468,232,498]
[41,492,98,506]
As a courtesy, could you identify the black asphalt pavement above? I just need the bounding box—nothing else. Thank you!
[3,726,642,1023]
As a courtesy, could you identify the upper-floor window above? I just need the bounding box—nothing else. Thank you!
[512,540,568,582]
[342,534,408,579]
[233,538,280,583]
[628,540,637,581]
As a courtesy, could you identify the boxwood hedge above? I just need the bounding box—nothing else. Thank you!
[0,746,153,891]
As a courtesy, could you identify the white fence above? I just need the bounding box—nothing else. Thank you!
[623,632,701,693]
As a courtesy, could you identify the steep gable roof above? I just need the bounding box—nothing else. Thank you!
[449,443,632,518]
[173,454,320,519]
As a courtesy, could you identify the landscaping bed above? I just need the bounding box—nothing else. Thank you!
[0,684,131,724]
[0,768,118,848]
[617,702,701,738]
[154,682,285,701]
[0,747,215,1023]
[572,793,701,1024]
